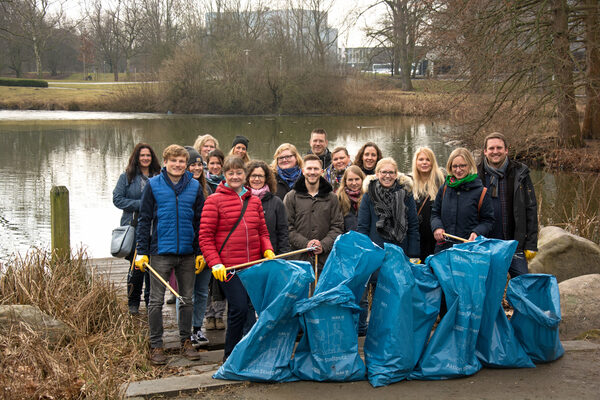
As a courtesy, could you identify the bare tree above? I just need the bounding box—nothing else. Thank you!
[580,0,600,139]
[86,1,123,81]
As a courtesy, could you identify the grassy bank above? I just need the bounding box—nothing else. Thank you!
[0,250,157,399]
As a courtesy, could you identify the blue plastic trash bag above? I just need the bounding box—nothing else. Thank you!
[315,231,385,300]
[455,238,534,368]
[364,243,441,387]
[507,274,564,363]
[213,260,314,382]
[410,247,490,380]
[291,286,366,381]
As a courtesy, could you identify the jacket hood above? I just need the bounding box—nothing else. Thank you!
[362,172,413,192]
[292,175,333,197]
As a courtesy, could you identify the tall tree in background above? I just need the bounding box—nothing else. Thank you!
[87,1,123,81]
[580,0,600,139]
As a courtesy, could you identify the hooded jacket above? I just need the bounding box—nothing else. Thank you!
[357,174,420,258]
[477,158,538,251]
[430,176,495,250]
[199,182,273,268]
[283,175,344,268]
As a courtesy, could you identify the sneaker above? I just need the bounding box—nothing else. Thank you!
[128,305,140,315]
[204,317,216,330]
[215,318,225,330]
[149,347,167,365]
[190,330,210,348]
[181,339,202,361]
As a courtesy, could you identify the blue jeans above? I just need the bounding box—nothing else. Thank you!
[192,267,211,329]
[219,274,256,358]
[509,251,529,278]
[148,254,195,348]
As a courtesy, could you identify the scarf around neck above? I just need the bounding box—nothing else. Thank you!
[345,187,361,211]
[207,172,225,187]
[445,173,477,188]
[251,185,270,200]
[277,165,302,188]
[483,156,508,198]
[369,180,407,244]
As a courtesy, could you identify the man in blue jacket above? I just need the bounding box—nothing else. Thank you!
[477,132,538,277]
[135,144,205,365]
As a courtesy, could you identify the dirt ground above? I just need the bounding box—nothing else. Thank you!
[178,349,600,400]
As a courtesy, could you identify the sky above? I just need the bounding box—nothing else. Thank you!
[59,0,385,48]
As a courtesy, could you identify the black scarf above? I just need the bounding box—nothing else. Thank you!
[483,157,508,198]
[369,179,407,244]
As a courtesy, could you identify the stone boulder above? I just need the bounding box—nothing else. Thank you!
[529,226,600,282]
[0,304,71,346]
[559,274,600,340]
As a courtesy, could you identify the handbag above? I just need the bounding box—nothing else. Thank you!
[111,211,138,258]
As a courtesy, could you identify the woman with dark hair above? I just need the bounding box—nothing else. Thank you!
[199,156,274,360]
[336,165,366,233]
[246,160,290,254]
[206,149,226,192]
[354,142,383,176]
[270,143,304,200]
[113,143,161,315]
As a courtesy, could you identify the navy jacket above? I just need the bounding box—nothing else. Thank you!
[357,180,420,258]
[113,172,149,226]
[430,177,495,248]
[136,168,204,256]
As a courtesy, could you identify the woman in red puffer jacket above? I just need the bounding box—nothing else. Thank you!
[199,156,274,360]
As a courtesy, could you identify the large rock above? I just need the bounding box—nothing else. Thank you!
[529,226,600,282]
[559,274,600,340]
[0,304,71,346]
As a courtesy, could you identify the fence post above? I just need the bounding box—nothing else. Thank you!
[50,186,70,260]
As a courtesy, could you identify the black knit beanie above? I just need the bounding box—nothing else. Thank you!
[185,146,203,167]
[231,135,249,149]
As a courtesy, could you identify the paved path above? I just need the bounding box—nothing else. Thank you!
[89,257,226,350]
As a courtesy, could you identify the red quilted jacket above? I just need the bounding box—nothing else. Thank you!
[199,182,273,268]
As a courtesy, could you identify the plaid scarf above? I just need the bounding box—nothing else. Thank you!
[369,179,407,244]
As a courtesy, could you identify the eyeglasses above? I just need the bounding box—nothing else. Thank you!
[451,164,468,170]
[277,154,294,161]
[250,174,265,180]
[379,170,397,176]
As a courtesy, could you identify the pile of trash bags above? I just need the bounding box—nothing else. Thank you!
[214,232,564,387]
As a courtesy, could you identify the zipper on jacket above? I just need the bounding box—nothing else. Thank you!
[176,194,179,253]
[239,196,250,263]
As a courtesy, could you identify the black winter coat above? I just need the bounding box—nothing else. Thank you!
[477,159,538,251]
[275,173,293,200]
[430,177,495,252]
[416,195,435,261]
[261,191,291,254]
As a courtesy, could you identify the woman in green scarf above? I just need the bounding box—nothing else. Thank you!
[431,147,495,253]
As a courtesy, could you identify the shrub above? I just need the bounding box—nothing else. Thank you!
[0,78,48,88]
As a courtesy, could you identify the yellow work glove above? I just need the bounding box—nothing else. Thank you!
[264,249,276,260]
[409,258,422,264]
[134,255,148,272]
[212,264,227,282]
[524,250,537,262]
[195,255,206,274]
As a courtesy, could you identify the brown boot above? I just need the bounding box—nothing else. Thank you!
[204,317,216,330]
[149,347,167,365]
[215,318,225,330]
[181,339,201,361]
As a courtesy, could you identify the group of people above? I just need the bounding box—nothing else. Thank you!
[113,128,539,365]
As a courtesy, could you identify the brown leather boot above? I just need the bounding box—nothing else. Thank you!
[149,347,167,365]
[181,339,201,361]
[215,318,225,330]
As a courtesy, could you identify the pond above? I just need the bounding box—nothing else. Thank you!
[0,110,596,260]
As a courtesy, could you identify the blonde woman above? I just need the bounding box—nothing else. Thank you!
[193,134,220,161]
[228,135,250,163]
[411,147,445,260]
[431,147,494,253]
[336,165,366,233]
[270,143,304,200]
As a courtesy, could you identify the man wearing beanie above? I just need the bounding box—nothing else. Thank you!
[230,135,250,163]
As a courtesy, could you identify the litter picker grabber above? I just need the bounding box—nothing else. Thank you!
[224,246,318,271]
[142,262,186,304]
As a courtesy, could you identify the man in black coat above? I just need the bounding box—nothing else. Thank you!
[477,132,539,277]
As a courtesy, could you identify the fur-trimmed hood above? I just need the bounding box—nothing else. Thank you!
[362,173,413,192]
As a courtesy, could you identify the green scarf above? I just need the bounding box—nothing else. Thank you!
[445,173,477,188]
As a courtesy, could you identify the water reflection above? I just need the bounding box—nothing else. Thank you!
[0,112,595,260]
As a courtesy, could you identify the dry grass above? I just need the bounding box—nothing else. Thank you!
[0,249,159,399]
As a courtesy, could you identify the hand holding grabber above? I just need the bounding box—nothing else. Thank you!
[442,232,470,243]
[224,246,318,271]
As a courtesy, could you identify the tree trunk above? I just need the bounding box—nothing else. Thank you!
[552,0,583,147]
[33,39,43,78]
[582,0,600,139]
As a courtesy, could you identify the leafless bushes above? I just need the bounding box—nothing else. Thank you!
[0,249,153,399]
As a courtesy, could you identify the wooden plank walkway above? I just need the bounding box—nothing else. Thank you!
[88,257,226,350]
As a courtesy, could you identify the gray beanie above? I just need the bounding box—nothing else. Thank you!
[185,146,203,167]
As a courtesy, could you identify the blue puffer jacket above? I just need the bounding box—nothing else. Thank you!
[136,168,204,255]
[113,172,149,226]
[357,176,420,258]
[430,177,495,248]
